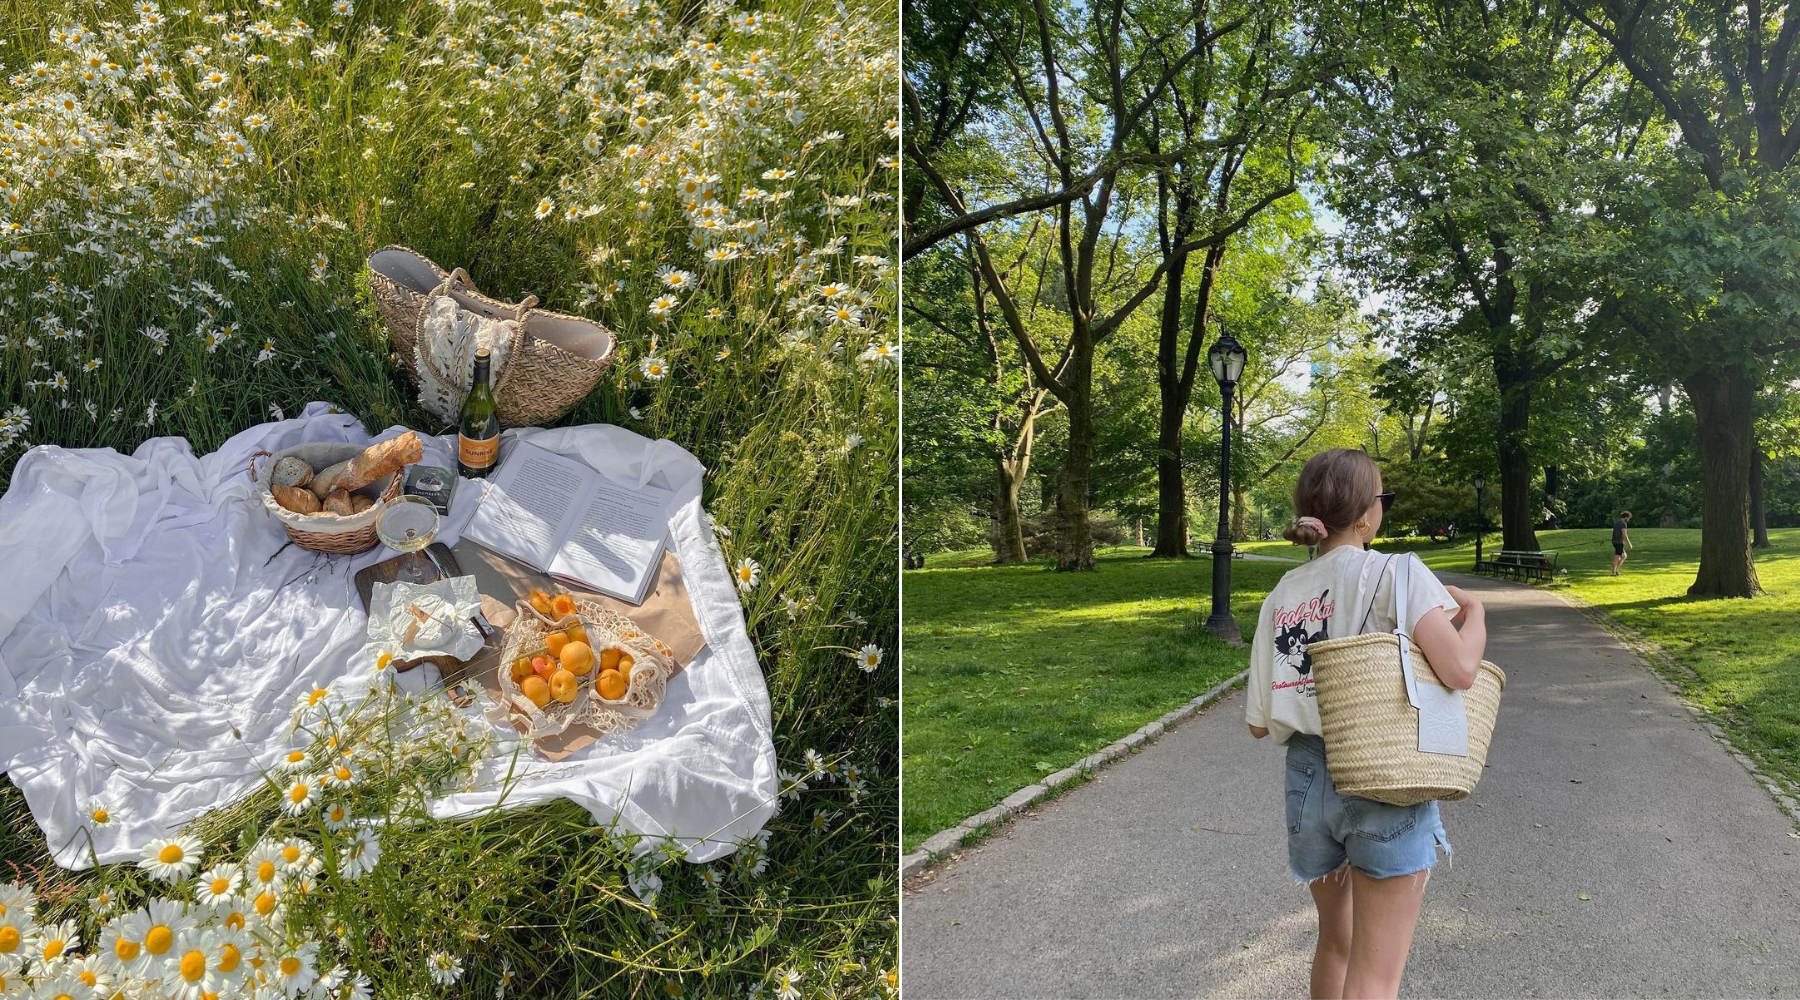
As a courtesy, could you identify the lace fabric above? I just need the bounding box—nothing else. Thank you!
[414,294,519,424]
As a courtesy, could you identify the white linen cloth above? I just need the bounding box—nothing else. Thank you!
[0,402,777,869]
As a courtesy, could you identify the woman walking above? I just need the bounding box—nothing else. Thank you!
[1245,449,1490,999]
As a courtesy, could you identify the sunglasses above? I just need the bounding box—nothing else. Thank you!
[1376,492,1396,513]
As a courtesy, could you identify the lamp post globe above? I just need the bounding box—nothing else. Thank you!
[1204,334,1248,642]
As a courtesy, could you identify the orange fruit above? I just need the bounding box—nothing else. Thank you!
[596,670,627,700]
[531,655,557,682]
[509,657,534,684]
[545,632,569,656]
[550,669,579,704]
[599,646,622,672]
[618,653,635,677]
[567,624,588,643]
[551,593,577,618]
[560,641,594,675]
[520,675,551,708]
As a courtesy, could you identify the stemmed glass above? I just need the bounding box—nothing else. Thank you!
[377,495,445,583]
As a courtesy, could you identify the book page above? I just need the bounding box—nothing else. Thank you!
[549,477,675,603]
[462,443,595,570]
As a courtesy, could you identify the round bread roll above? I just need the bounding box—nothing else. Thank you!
[349,494,375,513]
[323,489,358,516]
[271,483,321,515]
[271,456,314,488]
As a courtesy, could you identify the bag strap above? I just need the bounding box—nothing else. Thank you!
[1356,553,1398,634]
[1393,554,1421,707]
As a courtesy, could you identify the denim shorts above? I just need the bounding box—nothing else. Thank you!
[1284,733,1451,882]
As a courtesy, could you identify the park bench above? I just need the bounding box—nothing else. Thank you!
[1475,548,1559,582]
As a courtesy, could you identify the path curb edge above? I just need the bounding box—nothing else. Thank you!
[901,669,1249,881]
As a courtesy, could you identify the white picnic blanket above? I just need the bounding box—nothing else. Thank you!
[0,403,777,868]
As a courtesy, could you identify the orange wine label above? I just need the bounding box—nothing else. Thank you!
[459,434,498,469]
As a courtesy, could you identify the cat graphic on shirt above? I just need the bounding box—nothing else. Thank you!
[1271,588,1332,677]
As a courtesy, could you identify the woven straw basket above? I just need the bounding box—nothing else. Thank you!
[248,442,403,555]
[1310,632,1506,806]
[367,246,616,428]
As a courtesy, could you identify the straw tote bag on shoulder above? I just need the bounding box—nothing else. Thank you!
[367,246,617,428]
[1308,554,1506,806]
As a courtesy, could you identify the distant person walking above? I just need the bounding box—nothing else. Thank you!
[1611,511,1633,576]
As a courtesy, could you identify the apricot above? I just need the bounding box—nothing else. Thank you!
[550,669,579,704]
[551,593,577,618]
[545,632,569,656]
[567,624,588,644]
[509,657,534,684]
[596,669,627,700]
[520,675,551,708]
[599,646,622,672]
[528,588,554,616]
[560,641,594,675]
[618,653,635,677]
[531,655,556,682]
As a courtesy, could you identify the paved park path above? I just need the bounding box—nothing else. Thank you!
[902,572,1800,998]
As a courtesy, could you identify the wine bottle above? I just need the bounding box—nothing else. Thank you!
[457,347,501,478]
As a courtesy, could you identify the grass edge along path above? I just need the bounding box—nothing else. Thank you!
[901,550,1287,854]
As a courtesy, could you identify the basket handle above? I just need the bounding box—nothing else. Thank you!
[247,449,274,483]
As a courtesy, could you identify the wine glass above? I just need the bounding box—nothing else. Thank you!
[378,495,443,583]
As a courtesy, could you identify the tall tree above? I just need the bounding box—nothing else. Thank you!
[1332,1,1634,552]
[1572,0,1800,596]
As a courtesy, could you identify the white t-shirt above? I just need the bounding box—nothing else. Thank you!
[1245,547,1460,745]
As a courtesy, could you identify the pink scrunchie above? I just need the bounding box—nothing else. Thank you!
[1295,516,1326,536]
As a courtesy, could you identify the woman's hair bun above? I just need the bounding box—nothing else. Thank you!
[1283,518,1327,546]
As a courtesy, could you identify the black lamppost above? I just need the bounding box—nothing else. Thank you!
[1205,334,1248,642]
[1473,472,1487,569]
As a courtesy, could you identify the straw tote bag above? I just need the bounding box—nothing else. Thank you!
[1308,554,1506,806]
[367,246,617,428]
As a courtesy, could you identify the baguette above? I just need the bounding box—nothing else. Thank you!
[309,431,423,497]
[323,489,358,516]
[272,483,322,515]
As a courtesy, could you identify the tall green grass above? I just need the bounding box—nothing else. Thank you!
[0,0,897,994]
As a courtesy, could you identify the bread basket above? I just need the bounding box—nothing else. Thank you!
[249,443,404,554]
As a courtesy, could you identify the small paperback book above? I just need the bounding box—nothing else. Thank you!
[461,441,677,604]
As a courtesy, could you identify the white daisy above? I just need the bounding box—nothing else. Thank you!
[244,841,285,895]
[852,644,882,673]
[276,746,313,773]
[277,838,321,877]
[775,967,803,1000]
[280,776,318,816]
[87,803,112,826]
[194,864,241,905]
[340,829,381,881]
[639,354,670,380]
[0,884,35,924]
[534,196,555,219]
[165,927,221,1000]
[734,558,761,592]
[321,761,358,790]
[271,940,319,995]
[139,835,203,882]
[35,917,78,962]
[322,801,351,832]
[427,951,463,986]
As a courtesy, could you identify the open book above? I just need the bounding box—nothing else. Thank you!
[461,440,677,605]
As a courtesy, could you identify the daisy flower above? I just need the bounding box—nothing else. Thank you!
[775,967,803,1000]
[194,864,241,906]
[244,841,285,895]
[209,924,251,984]
[28,970,87,999]
[778,768,808,802]
[639,354,670,380]
[321,761,357,790]
[322,801,351,832]
[139,835,203,882]
[647,295,679,318]
[166,927,221,1000]
[0,883,35,924]
[852,644,882,673]
[36,917,78,962]
[858,340,897,367]
[427,951,464,986]
[277,838,321,876]
[118,898,192,976]
[280,776,318,816]
[66,953,113,994]
[340,829,381,881]
[734,558,761,592]
[277,746,312,773]
[272,940,319,995]
[534,197,555,220]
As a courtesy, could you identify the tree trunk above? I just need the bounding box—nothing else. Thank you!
[993,458,1028,564]
[1495,376,1540,552]
[1684,367,1761,597]
[1231,483,1248,542]
[1751,438,1770,549]
[1056,372,1096,572]
[1149,248,1193,558]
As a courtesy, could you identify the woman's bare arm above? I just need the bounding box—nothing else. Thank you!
[1410,586,1486,690]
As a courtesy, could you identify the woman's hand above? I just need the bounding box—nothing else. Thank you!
[1248,725,1269,739]
[1444,585,1484,627]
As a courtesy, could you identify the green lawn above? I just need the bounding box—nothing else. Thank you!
[907,527,1800,854]
[901,549,1285,851]
[1405,526,1800,804]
